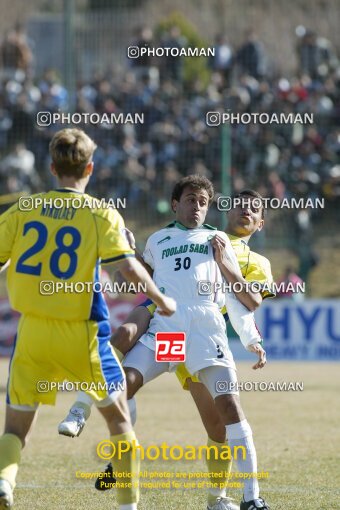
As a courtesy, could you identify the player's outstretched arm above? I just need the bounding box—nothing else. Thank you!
[224,288,264,355]
[122,227,153,276]
[114,228,153,287]
[114,257,176,316]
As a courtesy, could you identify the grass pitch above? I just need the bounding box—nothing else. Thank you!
[0,360,339,510]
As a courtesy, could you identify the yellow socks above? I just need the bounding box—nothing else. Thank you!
[206,437,232,507]
[0,433,22,488]
[110,430,140,506]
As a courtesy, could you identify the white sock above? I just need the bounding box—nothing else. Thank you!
[119,504,137,510]
[226,420,259,502]
[71,391,93,419]
[127,397,137,426]
[75,391,93,407]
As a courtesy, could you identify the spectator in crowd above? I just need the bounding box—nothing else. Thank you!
[128,26,159,89]
[236,29,267,79]
[296,27,338,80]
[290,204,319,288]
[0,142,41,194]
[160,25,186,84]
[38,68,68,110]
[0,23,33,80]
[209,34,233,87]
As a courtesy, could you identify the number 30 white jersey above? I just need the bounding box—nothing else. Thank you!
[143,221,230,308]
[142,221,262,351]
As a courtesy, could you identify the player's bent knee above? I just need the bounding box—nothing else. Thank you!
[204,419,226,444]
[5,406,37,447]
[208,414,226,435]
[112,323,137,353]
[215,393,241,409]
[97,393,131,424]
[215,393,245,424]
[124,367,143,399]
[4,427,26,447]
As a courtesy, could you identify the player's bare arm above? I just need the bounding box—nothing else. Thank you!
[109,229,154,353]
[114,228,153,284]
[114,257,175,316]
[211,234,262,311]
[115,253,153,283]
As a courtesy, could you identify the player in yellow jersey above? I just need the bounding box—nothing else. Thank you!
[0,128,176,510]
[176,190,274,510]
[60,188,274,510]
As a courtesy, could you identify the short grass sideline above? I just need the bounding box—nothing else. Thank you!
[0,360,339,509]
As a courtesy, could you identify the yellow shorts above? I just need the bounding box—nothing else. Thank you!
[175,363,200,390]
[6,315,124,407]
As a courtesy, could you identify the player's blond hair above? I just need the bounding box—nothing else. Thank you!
[49,128,97,179]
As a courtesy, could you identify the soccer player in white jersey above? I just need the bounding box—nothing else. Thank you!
[60,176,270,510]
[120,176,269,510]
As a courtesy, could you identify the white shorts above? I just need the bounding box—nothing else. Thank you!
[123,342,239,399]
[198,365,239,399]
[123,341,169,384]
[137,302,236,377]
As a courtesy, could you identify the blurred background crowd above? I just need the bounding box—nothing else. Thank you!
[0,23,338,204]
[0,2,339,294]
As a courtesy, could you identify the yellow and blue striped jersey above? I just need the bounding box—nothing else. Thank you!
[0,188,134,321]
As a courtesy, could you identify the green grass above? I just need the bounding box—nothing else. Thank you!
[1,360,339,509]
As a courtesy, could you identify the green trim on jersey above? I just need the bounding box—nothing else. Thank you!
[165,221,217,231]
[202,223,217,230]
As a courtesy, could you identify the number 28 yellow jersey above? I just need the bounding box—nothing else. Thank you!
[0,188,134,321]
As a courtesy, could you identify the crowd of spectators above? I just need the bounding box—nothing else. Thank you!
[0,23,338,242]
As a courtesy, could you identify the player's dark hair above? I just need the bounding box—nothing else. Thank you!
[232,189,265,219]
[171,175,214,205]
